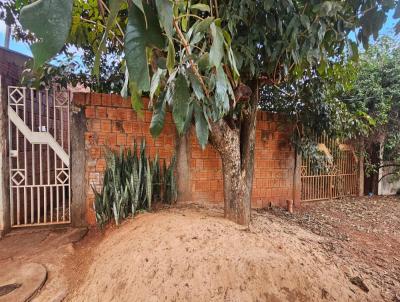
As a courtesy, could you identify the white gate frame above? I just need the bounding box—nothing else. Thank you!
[8,85,71,227]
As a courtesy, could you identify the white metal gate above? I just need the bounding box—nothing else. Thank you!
[8,85,71,227]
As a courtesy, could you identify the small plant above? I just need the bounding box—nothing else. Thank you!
[92,138,177,228]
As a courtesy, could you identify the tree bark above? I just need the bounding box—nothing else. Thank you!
[209,80,259,225]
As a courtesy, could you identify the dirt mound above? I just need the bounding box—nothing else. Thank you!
[68,205,380,302]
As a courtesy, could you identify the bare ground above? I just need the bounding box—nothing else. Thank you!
[1,196,399,302]
[267,195,400,301]
[65,198,400,302]
[0,227,87,302]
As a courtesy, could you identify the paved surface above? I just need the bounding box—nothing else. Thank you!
[0,262,47,302]
[0,227,87,302]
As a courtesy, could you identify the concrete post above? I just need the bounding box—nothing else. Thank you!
[0,76,11,236]
[358,152,364,197]
[70,101,88,227]
[292,147,302,207]
[176,131,192,202]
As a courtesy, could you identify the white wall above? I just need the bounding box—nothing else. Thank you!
[378,164,400,195]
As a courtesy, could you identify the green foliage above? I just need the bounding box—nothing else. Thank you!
[14,0,398,148]
[10,0,399,152]
[92,139,177,228]
[194,102,209,149]
[172,74,191,135]
[149,92,167,137]
[345,37,400,180]
[93,0,124,77]
[19,0,73,69]
[260,69,361,141]
[125,3,163,92]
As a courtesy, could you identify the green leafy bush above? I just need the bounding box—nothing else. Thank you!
[92,139,177,228]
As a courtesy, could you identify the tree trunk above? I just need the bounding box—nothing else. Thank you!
[209,80,259,225]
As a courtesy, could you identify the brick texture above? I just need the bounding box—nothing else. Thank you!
[74,92,297,224]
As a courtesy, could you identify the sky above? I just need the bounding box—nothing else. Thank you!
[0,20,32,56]
[0,9,398,59]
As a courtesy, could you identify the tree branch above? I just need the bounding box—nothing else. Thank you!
[80,17,124,46]
[377,163,400,169]
[98,0,125,38]
[378,172,399,183]
[173,19,210,98]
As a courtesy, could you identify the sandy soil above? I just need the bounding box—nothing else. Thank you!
[65,204,385,302]
[2,197,398,301]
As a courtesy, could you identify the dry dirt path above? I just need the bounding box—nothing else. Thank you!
[268,195,400,301]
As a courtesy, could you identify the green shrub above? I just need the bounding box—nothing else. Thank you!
[92,139,177,228]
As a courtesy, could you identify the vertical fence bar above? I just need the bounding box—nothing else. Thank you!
[16,90,20,225]
[67,91,71,221]
[8,88,13,226]
[54,89,59,222]
[30,89,35,223]
[60,99,65,220]
[23,88,27,224]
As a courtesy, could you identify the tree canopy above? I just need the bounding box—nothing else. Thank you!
[346,37,400,181]
[6,0,397,147]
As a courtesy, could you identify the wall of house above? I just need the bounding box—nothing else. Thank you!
[378,163,400,195]
[0,47,30,235]
[73,92,300,225]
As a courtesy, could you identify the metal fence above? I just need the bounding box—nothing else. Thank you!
[301,134,359,202]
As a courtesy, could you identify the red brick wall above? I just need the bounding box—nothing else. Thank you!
[187,112,295,208]
[73,92,297,224]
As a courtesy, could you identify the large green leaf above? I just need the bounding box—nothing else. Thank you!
[209,22,224,68]
[194,17,214,34]
[194,103,209,149]
[156,0,174,39]
[187,69,205,100]
[93,0,123,77]
[172,74,190,134]
[20,0,73,69]
[191,3,210,12]
[150,92,166,138]
[129,81,144,117]
[150,68,166,100]
[183,101,194,134]
[215,65,231,114]
[125,4,164,92]
[132,0,147,26]
[166,39,175,74]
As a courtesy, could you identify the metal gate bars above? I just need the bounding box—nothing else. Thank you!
[8,85,71,227]
[301,135,359,202]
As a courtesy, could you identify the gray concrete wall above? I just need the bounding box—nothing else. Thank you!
[378,164,400,195]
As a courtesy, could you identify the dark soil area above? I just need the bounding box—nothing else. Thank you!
[266,195,400,301]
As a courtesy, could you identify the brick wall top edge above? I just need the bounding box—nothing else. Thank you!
[73,91,289,123]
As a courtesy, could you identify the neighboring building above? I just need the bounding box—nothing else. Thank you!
[379,163,400,195]
[0,45,30,86]
[0,47,30,236]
